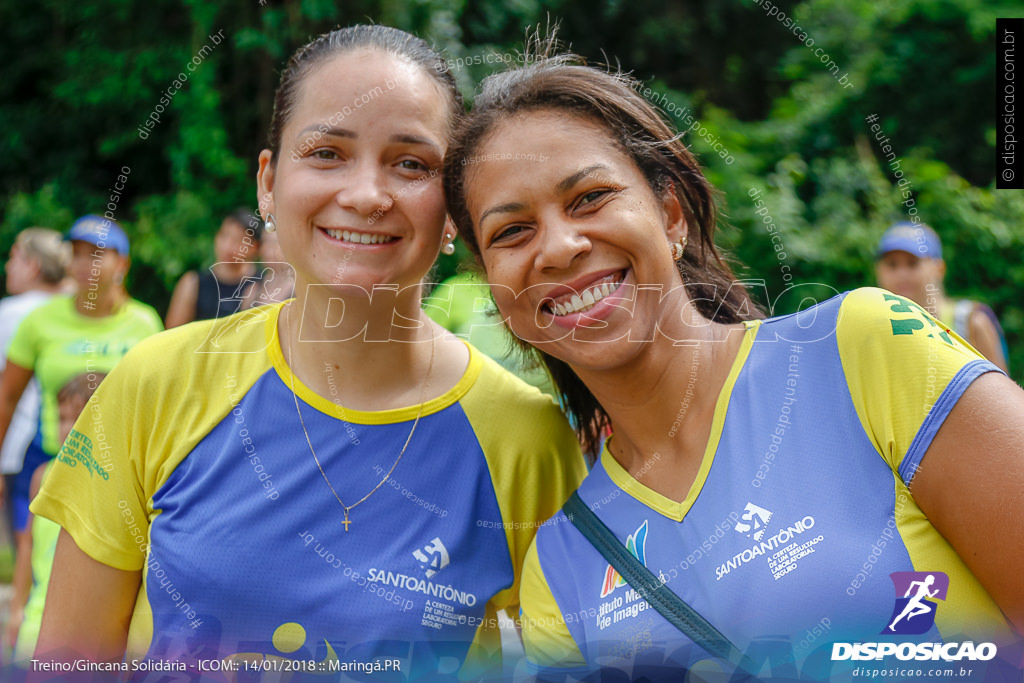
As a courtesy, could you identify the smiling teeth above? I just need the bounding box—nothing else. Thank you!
[550,275,623,316]
[325,228,394,245]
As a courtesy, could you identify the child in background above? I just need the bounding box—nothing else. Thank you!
[6,372,105,665]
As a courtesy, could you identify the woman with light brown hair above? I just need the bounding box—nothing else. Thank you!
[0,228,68,534]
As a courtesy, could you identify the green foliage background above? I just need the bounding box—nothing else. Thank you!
[1,0,1022,378]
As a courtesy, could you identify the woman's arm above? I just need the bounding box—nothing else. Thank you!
[0,362,34,507]
[165,271,198,328]
[32,529,141,664]
[909,371,1024,633]
[0,361,33,446]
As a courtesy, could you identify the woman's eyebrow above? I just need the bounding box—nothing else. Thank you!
[296,125,355,139]
[557,164,609,193]
[291,129,440,156]
[389,133,442,156]
[480,202,526,226]
[478,164,612,226]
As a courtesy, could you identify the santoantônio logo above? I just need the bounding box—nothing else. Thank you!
[412,537,449,579]
[600,520,648,598]
[832,571,997,663]
[734,502,772,541]
[884,571,947,635]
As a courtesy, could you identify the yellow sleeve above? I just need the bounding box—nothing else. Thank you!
[836,287,1000,485]
[30,341,153,571]
[30,308,275,571]
[461,352,588,616]
[520,539,586,668]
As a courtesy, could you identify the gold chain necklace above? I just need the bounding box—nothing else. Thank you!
[283,304,435,531]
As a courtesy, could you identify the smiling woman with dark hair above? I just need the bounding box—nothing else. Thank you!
[444,46,1024,681]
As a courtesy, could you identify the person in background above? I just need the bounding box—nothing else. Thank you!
[423,271,554,394]
[5,372,104,665]
[0,215,162,600]
[240,221,294,310]
[165,209,262,326]
[0,229,68,537]
[875,222,1009,372]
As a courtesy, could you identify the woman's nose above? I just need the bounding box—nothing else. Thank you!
[534,218,591,272]
[336,163,392,218]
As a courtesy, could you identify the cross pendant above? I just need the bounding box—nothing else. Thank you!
[342,511,351,532]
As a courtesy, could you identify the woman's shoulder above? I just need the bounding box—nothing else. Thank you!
[10,295,71,338]
[0,289,53,314]
[461,344,586,475]
[836,286,920,320]
[467,344,566,420]
[754,287,917,343]
[121,297,164,328]
[23,292,72,318]
[0,291,57,330]
[832,286,969,352]
[115,304,282,386]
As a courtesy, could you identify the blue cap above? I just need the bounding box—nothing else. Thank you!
[876,222,941,259]
[66,215,130,255]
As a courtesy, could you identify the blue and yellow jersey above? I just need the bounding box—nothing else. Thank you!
[520,288,1020,682]
[32,302,586,680]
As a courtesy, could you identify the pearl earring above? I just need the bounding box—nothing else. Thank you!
[264,213,277,233]
[442,235,456,255]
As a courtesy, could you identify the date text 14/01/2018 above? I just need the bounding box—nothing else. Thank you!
[209,657,403,673]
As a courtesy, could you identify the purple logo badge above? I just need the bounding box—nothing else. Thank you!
[882,571,949,635]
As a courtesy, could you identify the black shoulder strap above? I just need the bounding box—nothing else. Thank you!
[563,491,757,676]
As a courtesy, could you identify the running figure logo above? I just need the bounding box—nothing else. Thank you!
[883,571,949,635]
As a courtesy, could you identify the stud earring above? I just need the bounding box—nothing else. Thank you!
[264,213,277,233]
[670,235,687,260]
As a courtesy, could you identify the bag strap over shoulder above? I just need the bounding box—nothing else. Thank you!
[563,491,757,675]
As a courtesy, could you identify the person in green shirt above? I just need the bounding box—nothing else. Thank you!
[0,215,162,568]
[423,271,554,393]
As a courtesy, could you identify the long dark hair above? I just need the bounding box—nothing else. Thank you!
[444,44,761,454]
[267,25,463,164]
